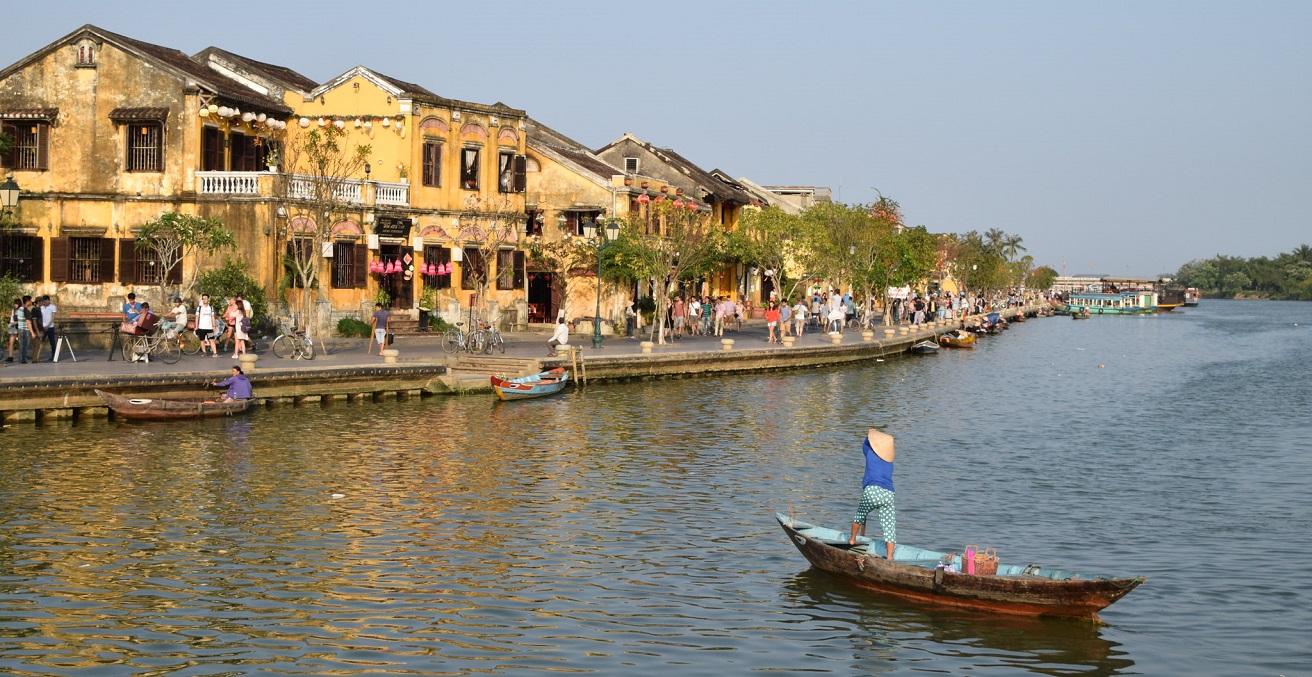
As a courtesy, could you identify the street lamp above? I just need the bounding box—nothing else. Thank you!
[584,216,621,348]
[0,176,20,218]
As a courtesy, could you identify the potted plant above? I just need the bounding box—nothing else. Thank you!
[264,148,280,172]
[397,163,410,184]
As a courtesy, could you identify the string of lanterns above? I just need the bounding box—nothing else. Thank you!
[635,193,699,211]
[198,104,288,130]
[297,115,406,131]
[371,259,455,278]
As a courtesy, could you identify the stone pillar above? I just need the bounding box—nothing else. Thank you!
[239,353,259,372]
[861,330,875,342]
[381,348,399,364]
[640,341,655,354]
[720,338,735,350]
[780,336,795,347]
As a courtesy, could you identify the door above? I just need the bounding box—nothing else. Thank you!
[380,244,414,310]
[527,272,553,323]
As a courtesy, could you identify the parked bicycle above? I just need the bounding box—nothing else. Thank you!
[271,320,314,360]
[121,329,182,364]
[481,323,505,354]
[442,321,496,354]
[846,308,880,332]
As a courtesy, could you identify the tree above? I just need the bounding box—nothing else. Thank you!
[608,198,724,344]
[524,235,595,324]
[134,211,236,302]
[457,195,525,322]
[725,206,808,302]
[1026,265,1059,291]
[273,124,371,336]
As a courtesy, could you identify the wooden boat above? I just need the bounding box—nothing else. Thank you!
[95,389,256,421]
[1064,290,1157,315]
[777,513,1143,620]
[938,331,976,349]
[490,367,570,401]
[1072,309,1091,320]
[910,340,939,355]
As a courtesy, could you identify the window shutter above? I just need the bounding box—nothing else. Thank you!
[31,237,45,282]
[118,239,137,284]
[48,237,68,282]
[35,124,49,171]
[513,250,525,287]
[98,238,116,283]
[353,243,368,288]
[513,154,527,193]
[0,123,13,169]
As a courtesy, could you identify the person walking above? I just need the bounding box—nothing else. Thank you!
[12,298,33,364]
[625,300,637,339]
[39,296,57,361]
[547,317,569,356]
[764,301,780,343]
[849,428,898,561]
[195,294,219,357]
[231,307,249,359]
[370,302,390,356]
[792,298,807,336]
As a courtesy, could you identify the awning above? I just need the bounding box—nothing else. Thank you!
[108,107,170,122]
[0,108,58,123]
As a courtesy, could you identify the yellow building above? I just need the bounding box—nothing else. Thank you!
[292,66,530,326]
[0,25,303,313]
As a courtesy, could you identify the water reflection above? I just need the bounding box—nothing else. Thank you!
[2,301,1311,674]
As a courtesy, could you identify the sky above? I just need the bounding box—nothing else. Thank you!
[5,1,1310,278]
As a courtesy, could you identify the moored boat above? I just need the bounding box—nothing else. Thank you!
[491,367,570,401]
[1064,290,1157,315]
[910,340,939,355]
[777,513,1144,620]
[95,389,257,421]
[1072,309,1091,319]
[938,331,976,349]
[1184,287,1200,307]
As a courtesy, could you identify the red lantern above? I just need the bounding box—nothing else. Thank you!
[672,199,684,209]
[687,201,697,212]
[637,194,650,205]
[440,263,451,275]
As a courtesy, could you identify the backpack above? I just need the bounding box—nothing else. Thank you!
[240,316,251,334]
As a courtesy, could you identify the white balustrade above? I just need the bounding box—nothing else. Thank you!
[374,181,410,207]
[197,171,263,195]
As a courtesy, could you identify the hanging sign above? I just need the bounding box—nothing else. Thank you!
[374,216,412,238]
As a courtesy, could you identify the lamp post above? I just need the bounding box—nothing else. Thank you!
[0,176,20,221]
[584,216,621,349]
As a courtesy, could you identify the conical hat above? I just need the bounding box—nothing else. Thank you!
[867,428,895,462]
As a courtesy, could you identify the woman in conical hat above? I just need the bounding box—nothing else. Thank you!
[849,428,897,560]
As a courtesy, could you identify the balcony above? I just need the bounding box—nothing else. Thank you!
[196,171,409,208]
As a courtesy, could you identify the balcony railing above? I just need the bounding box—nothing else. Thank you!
[197,171,264,196]
[196,171,410,208]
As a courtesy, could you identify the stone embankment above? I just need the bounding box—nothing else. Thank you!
[0,306,1045,424]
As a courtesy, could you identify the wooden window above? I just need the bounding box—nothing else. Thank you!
[56,237,112,283]
[524,210,543,237]
[229,132,260,172]
[126,123,163,172]
[460,147,480,190]
[513,250,525,288]
[2,122,49,171]
[513,154,526,193]
[496,249,514,289]
[623,157,638,173]
[422,141,442,187]
[331,241,357,288]
[201,126,223,171]
[0,234,43,282]
[460,247,483,290]
[284,239,313,288]
[424,246,450,289]
[498,151,515,193]
[119,239,180,285]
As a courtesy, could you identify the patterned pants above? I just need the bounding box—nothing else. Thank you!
[852,485,897,543]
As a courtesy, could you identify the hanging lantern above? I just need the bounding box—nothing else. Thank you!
[686,201,698,212]
[334,119,346,130]
[371,260,382,273]
[381,118,391,128]
[208,104,219,114]
[257,113,267,123]
[299,117,310,128]
[363,120,373,130]
[672,199,684,209]
[441,263,451,275]
[637,194,650,205]
[354,118,362,128]
[241,112,255,123]
[217,106,231,118]
[317,117,326,127]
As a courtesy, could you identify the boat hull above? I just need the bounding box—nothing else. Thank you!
[491,368,570,401]
[939,334,975,349]
[777,514,1142,620]
[95,389,256,420]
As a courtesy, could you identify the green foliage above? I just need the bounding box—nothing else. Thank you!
[136,211,236,296]
[635,296,656,314]
[1027,265,1059,290]
[0,272,24,306]
[429,315,451,332]
[0,133,11,158]
[194,258,268,320]
[336,317,372,338]
[373,287,391,309]
[1174,245,1312,300]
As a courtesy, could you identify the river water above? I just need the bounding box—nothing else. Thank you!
[1,300,1309,675]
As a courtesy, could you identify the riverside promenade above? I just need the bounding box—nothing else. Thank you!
[0,306,1044,423]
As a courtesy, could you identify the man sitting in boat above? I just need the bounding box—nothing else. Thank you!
[849,428,897,560]
[211,366,253,402]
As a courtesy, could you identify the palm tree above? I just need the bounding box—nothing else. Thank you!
[984,228,1006,255]
[1293,244,1312,262]
[1002,234,1026,262]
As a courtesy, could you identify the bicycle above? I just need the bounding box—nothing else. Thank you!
[271,321,315,360]
[442,322,490,354]
[481,323,505,354]
[846,309,879,332]
[121,329,182,364]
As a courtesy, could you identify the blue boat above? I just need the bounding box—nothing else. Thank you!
[490,367,570,401]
